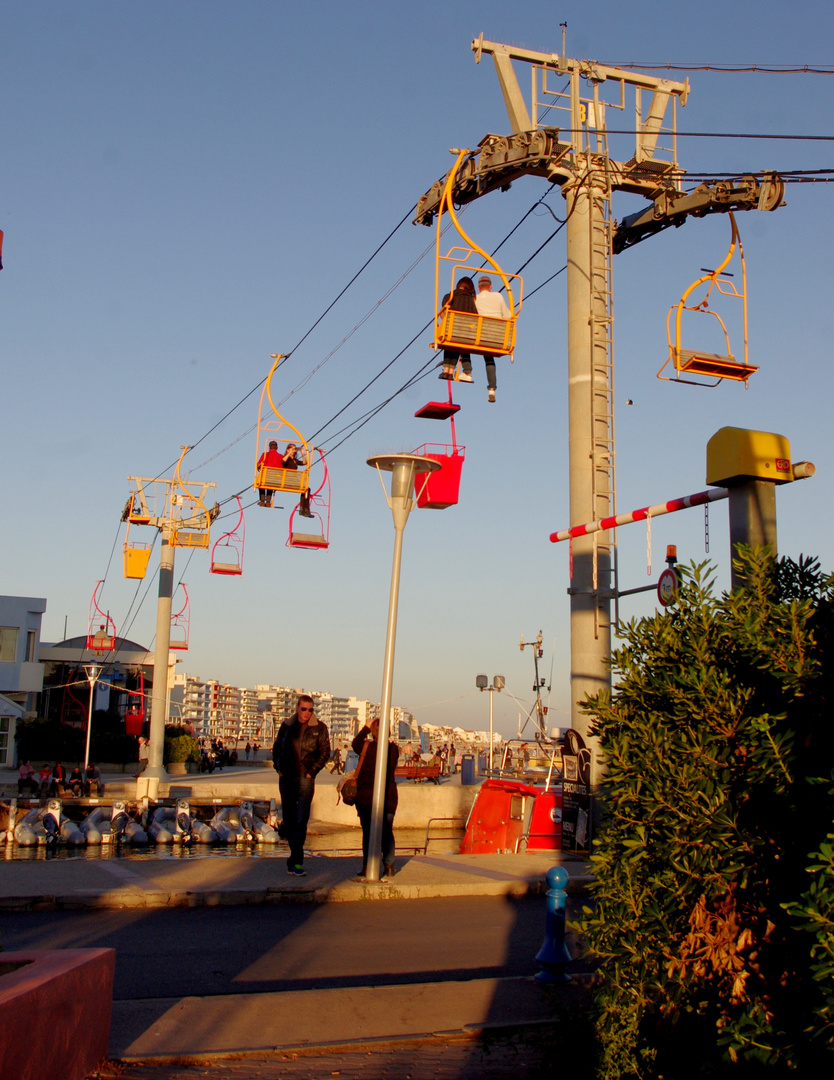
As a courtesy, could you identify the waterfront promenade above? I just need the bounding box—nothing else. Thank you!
[0,762,591,1075]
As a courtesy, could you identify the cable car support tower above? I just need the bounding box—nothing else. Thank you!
[415,36,785,787]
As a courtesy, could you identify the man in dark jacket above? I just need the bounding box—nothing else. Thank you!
[272,695,330,876]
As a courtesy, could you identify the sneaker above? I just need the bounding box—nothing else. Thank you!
[458,372,474,383]
[488,388,496,403]
[439,366,454,380]
[288,865,307,877]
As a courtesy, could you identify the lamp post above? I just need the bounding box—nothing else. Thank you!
[366,453,440,882]
[83,664,101,771]
[476,674,505,772]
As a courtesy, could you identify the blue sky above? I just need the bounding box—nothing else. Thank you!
[3,1,832,737]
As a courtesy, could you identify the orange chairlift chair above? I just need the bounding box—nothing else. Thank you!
[123,518,154,580]
[210,496,245,575]
[412,379,465,509]
[288,448,331,550]
[86,581,116,653]
[433,149,522,366]
[169,584,190,651]
[659,211,757,387]
[254,354,313,502]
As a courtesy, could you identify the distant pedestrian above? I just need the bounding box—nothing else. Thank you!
[351,720,399,881]
[245,741,251,760]
[330,746,343,774]
[272,695,331,876]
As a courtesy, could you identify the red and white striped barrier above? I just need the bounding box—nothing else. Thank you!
[549,487,730,543]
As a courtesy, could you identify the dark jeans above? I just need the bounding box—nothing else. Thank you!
[279,776,314,867]
[356,806,395,873]
[460,354,497,388]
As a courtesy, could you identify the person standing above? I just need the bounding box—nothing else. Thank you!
[245,741,251,760]
[272,695,330,876]
[474,275,511,403]
[351,720,399,881]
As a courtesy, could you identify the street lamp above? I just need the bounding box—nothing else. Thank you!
[83,664,101,772]
[365,452,440,882]
[476,674,505,772]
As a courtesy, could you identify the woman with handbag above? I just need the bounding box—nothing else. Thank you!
[351,720,399,881]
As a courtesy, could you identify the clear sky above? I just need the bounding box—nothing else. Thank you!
[3,1,833,738]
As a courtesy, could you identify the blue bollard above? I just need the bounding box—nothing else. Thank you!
[535,865,573,983]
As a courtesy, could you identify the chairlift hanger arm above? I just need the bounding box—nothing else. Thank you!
[613,173,786,252]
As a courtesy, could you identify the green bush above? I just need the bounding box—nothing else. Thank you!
[163,724,199,764]
[581,548,834,1077]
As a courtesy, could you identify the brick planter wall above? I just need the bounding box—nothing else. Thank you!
[0,949,115,1080]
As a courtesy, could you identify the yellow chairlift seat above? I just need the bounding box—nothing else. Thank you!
[254,457,310,494]
[436,307,516,355]
[676,349,759,382]
[433,151,522,361]
[659,212,756,387]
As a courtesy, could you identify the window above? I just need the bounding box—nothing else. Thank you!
[0,716,9,765]
[0,627,19,663]
[26,630,37,663]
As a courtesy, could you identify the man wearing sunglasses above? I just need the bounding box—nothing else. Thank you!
[272,694,331,876]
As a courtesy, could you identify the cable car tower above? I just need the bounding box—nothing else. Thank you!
[415,35,785,786]
[122,446,217,787]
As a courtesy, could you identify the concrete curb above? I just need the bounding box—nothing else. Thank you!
[0,875,594,911]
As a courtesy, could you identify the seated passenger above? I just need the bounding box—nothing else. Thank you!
[256,440,282,507]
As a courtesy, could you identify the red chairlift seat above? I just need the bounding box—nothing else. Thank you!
[210,496,244,575]
[86,582,117,652]
[287,449,331,551]
[412,381,465,509]
[170,584,190,651]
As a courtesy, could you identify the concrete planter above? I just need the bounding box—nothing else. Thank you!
[0,948,115,1080]
[165,761,199,775]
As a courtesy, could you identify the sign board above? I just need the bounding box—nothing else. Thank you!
[657,567,679,607]
[561,728,591,853]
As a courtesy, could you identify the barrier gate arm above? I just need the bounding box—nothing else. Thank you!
[549,487,730,544]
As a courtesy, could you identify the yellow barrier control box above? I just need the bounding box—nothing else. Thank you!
[706,427,793,487]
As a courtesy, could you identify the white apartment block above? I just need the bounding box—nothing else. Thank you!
[170,674,414,747]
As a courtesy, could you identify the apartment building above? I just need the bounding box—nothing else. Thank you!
[170,673,414,747]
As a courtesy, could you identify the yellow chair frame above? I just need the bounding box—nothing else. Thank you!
[254,354,313,496]
[659,212,757,387]
[434,150,522,360]
[170,446,212,549]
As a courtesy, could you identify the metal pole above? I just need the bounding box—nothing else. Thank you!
[488,688,494,773]
[365,455,435,882]
[564,172,611,786]
[146,533,174,783]
[728,480,778,590]
[83,665,100,769]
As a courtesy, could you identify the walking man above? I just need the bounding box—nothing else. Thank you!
[272,695,330,876]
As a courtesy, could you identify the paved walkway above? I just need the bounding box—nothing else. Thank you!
[0,849,589,910]
[3,765,594,1074]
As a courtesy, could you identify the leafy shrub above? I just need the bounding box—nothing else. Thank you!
[163,724,199,764]
[581,548,834,1077]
